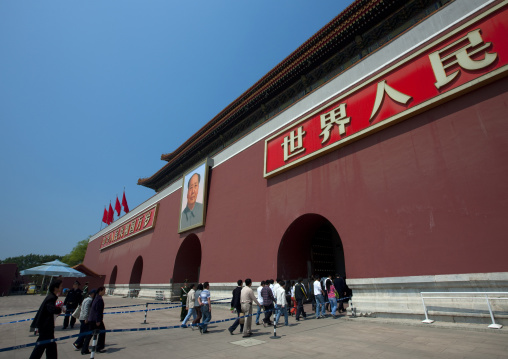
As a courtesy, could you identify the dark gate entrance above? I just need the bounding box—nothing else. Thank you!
[277,214,345,280]
[172,234,202,298]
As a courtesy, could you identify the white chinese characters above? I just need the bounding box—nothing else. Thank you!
[369,80,412,121]
[281,126,306,162]
[429,29,497,89]
[319,103,350,144]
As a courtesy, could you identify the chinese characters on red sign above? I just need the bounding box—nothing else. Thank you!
[264,3,508,178]
[100,204,159,250]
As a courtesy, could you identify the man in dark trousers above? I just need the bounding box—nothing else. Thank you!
[63,281,83,329]
[29,279,63,359]
[261,280,275,326]
[228,279,244,334]
[334,273,347,313]
[82,286,107,354]
[294,277,308,321]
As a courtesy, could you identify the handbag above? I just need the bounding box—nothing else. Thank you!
[72,304,81,319]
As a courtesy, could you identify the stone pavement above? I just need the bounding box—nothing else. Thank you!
[1,295,507,359]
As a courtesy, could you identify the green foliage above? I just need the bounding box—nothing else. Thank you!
[61,237,90,266]
[0,254,63,271]
[0,236,90,269]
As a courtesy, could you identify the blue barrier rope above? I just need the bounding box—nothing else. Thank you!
[0,296,350,325]
[0,305,280,353]
[0,309,38,318]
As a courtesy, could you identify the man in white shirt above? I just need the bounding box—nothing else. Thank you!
[314,275,326,319]
[255,281,265,325]
[272,279,280,317]
[274,281,289,326]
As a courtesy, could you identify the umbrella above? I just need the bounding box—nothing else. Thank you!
[20,259,86,294]
[20,260,86,277]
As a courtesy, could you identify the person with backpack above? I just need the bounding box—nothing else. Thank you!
[294,277,308,321]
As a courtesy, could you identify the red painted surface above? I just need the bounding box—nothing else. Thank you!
[0,264,21,295]
[100,204,158,250]
[265,5,508,177]
[84,76,508,284]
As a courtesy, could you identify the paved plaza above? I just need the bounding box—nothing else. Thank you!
[0,295,507,359]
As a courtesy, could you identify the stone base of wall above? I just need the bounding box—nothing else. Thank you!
[347,272,508,326]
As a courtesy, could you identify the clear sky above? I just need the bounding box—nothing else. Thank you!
[0,0,350,259]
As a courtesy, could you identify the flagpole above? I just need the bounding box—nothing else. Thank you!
[100,205,105,231]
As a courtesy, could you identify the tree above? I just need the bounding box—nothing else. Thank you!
[0,254,63,271]
[61,237,90,266]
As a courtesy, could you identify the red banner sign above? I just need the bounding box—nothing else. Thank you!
[264,2,508,178]
[100,204,159,250]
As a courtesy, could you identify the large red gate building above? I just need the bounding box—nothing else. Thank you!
[83,0,508,322]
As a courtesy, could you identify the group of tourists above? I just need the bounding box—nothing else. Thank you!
[178,273,350,338]
[179,281,212,333]
[29,280,107,359]
[28,274,349,358]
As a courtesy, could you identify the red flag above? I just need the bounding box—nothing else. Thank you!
[122,191,129,214]
[102,207,108,225]
[108,203,114,224]
[115,196,121,216]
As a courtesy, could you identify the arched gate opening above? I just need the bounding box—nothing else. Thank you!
[277,214,345,280]
[173,234,202,283]
[129,256,143,291]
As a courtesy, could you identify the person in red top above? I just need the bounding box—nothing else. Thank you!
[325,274,338,318]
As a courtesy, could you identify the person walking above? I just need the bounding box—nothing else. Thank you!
[308,276,316,311]
[313,275,326,319]
[191,283,203,329]
[333,273,347,313]
[240,278,261,337]
[228,280,244,335]
[261,280,275,326]
[198,282,211,334]
[82,286,106,353]
[29,279,63,359]
[180,280,190,322]
[181,284,196,328]
[294,277,307,321]
[73,289,96,351]
[82,282,89,300]
[326,274,338,318]
[63,281,83,329]
[274,280,289,326]
[255,280,265,325]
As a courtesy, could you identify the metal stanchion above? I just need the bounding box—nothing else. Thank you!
[421,293,434,324]
[270,321,280,339]
[142,303,149,324]
[485,294,503,329]
[89,330,99,359]
[270,308,280,340]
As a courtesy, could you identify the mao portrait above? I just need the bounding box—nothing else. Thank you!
[178,161,209,233]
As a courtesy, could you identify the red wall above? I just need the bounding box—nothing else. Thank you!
[84,77,508,284]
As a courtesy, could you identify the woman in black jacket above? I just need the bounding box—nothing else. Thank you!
[29,279,63,359]
[81,286,106,354]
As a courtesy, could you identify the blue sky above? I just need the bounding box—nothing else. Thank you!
[0,0,349,259]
